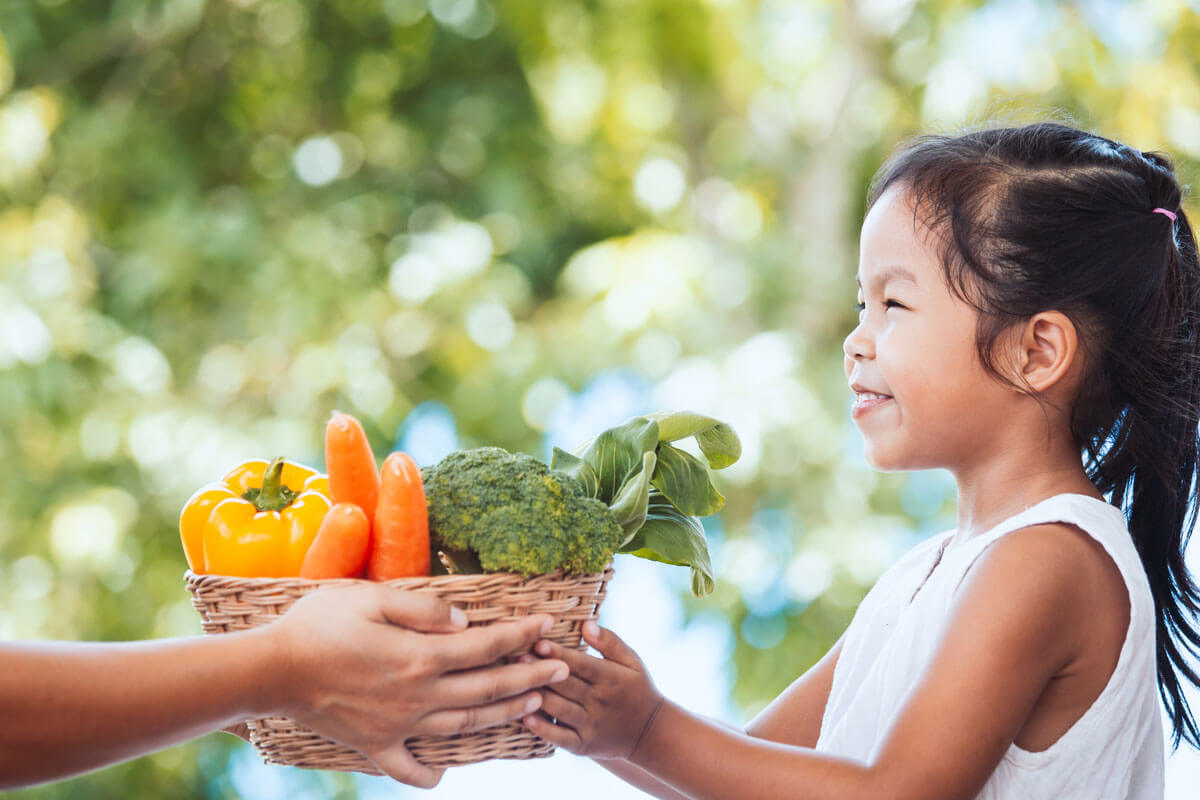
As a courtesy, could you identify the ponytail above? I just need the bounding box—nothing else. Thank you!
[1090,196,1200,749]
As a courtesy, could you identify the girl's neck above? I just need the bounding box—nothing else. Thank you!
[951,465,1102,547]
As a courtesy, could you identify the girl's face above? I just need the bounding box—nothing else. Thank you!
[843,184,1014,472]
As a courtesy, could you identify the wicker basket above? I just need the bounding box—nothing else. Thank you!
[184,563,614,774]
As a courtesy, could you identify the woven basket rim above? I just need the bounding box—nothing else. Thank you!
[183,561,614,588]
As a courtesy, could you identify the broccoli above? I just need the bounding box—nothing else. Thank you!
[419,446,623,576]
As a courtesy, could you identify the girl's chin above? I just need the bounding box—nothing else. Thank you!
[861,443,915,473]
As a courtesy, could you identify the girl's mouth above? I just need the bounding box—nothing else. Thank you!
[852,393,893,419]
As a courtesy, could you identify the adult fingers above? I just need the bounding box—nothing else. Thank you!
[366,743,445,789]
[582,621,642,669]
[431,658,569,709]
[533,638,603,684]
[538,687,589,731]
[432,615,554,672]
[373,587,469,634]
[417,691,544,736]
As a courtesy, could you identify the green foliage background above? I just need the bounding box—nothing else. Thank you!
[1,0,1198,796]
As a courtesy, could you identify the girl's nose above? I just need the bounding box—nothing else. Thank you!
[843,322,873,361]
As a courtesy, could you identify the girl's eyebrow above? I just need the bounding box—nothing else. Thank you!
[856,265,919,292]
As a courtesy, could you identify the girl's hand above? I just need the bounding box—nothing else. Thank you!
[264,584,569,788]
[520,621,665,760]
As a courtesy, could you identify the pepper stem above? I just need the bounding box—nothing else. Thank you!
[243,456,298,512]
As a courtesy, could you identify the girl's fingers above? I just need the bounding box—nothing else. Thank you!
[517,654,588,700]
[541,674,591,704]
[522,710,582,751]
[582,621,641,669]
[432,658,569,708]
[534,639,603,683]
[538,686,590,731]
[417,691,545,736]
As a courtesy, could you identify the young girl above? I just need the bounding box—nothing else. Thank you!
[521,121,1200,798]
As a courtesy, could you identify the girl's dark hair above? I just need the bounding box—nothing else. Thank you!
[867,121,1200,749]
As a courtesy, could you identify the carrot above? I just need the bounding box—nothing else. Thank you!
[300,503,371,579]
[325,411,380,522]
[367,451,430,580]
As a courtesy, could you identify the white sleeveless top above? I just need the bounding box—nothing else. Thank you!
[814,493,1164,799]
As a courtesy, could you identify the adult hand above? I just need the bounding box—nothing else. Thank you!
[265,584,570,788]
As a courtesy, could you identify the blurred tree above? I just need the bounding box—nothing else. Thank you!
[0,0,1197,796]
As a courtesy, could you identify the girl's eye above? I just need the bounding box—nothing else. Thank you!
[855,300,904,312]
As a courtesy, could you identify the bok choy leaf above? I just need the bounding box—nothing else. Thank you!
[551,411,739,597]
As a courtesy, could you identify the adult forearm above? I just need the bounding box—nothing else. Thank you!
[0,629,281,789]
[629,701,877,800]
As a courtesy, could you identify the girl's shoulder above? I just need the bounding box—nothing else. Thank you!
[965,521,1127,616]
[951,505,1149,694]
[955,493,1149,611]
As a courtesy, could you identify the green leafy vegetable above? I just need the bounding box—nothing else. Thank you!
[551,410,739,597]
[646,411,742,469]
[652,443,724,517]
[622,490,716,597]
[420,411,738,598]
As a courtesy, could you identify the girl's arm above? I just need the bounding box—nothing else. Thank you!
[526,523,1094,800]
[0,584,568,790]
[593,757,694,799]
[593,708,748,800]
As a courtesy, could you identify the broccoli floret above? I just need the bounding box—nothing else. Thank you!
[420,447,622,576]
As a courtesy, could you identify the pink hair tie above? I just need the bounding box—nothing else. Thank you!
[1153,207,1177,222]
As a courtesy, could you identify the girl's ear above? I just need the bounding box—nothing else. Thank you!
[1014,311,1081,396]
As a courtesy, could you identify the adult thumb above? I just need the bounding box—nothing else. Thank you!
[374,586,468,633]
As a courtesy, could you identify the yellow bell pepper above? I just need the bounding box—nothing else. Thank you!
[179,457,332,577]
